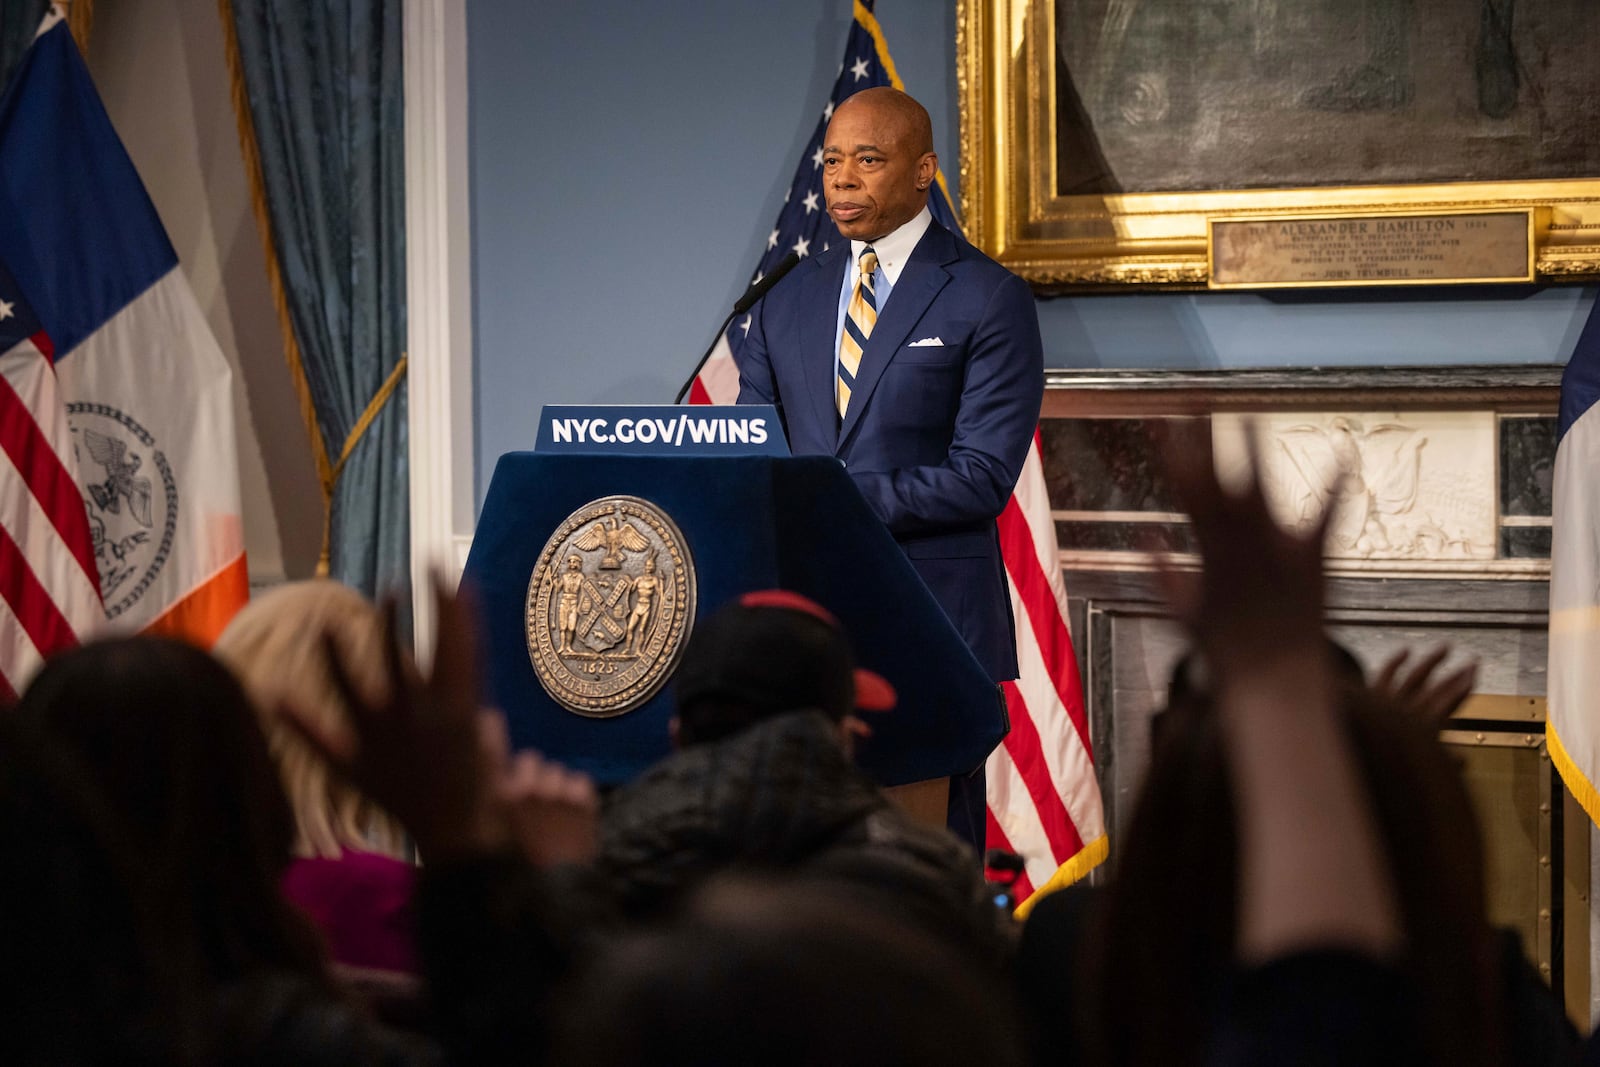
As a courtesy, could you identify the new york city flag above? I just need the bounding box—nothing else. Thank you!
[0,11,247,699]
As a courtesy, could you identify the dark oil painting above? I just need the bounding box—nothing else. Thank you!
[1055,0,1600,195]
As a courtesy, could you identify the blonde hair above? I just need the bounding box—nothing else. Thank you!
[216,580,406,861]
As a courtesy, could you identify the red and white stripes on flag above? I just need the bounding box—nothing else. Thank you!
[0,15,248,700]
[0,334,102,701]
[689,332,740,409]
[990,435,1107,913]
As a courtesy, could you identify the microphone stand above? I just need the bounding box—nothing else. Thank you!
[674,251,801,404]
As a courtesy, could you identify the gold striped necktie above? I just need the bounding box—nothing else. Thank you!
[837,246,878,417]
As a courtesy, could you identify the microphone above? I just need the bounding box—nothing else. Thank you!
[674,252,803,404]
[733,251,801,314]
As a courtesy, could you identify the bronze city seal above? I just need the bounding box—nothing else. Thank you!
[526,496,696,717]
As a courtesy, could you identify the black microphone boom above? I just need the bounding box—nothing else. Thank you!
[732,251,801,315]
[674,252,802,404]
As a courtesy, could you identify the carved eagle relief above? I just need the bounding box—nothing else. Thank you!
[573,516,650,569]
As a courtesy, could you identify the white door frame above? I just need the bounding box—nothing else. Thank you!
[402,0,475,657]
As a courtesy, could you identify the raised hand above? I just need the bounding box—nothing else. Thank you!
[1155,419,1334,694]
[282,571,505,861]
[1154,418,1402,963]
[475,710,599,869]
[499,750,599,868]
[1373,646,1479,725]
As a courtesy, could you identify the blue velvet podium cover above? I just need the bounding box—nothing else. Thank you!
[462,450,1006,787]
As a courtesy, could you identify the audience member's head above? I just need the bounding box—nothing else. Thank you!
[16,636,326,985]
[556,875,1024,1067]
[0,715,201,1064]
[671,589,893,748]
[216,579,405,860]
[1082,683,1501,1067]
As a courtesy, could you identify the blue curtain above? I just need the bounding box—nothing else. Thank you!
[224,0,409,604]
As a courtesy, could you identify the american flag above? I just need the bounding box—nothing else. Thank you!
[0,258,100,700]
[0,12,248,700]
[688,0,1106,909]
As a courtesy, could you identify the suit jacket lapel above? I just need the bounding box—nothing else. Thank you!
[796,245,847,452]
[837,224,956,451]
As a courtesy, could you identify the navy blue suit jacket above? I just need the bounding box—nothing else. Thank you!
[737,220,1044,681]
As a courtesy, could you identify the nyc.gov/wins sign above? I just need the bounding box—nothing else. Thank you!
[536,406,789,456]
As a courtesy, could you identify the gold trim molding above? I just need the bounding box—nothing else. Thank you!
[957,0,1600,291]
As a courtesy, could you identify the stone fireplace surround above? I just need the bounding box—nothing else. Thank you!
[1042,365,1588,1024]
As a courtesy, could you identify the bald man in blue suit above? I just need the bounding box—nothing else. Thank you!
[737,87,1044,850]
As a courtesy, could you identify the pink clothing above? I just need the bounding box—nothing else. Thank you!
[282,849,418,974]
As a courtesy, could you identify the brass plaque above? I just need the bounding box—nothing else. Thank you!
[525,496,696,717]
[1209,210,1533,289]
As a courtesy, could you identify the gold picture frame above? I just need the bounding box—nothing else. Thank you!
[957,0,1600,290]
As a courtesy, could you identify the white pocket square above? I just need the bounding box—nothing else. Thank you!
[907,336,944,347]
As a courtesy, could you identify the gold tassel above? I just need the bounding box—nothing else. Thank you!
[65,0,91,52]
[321,355,409,575]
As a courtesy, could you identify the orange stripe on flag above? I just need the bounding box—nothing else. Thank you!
[142,553,249,647]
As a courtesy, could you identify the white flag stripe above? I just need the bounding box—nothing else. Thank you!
[987,739,1058,886]
[698,336,740,404]
[1548,396,1600,823]
[0,445,103,631]
[1549,402,1600,616]
[1,341,81,487]
[31,6,61,41]
[0,327,102,697]
[0,342,104,633]
[0,589,44,697]
[1014,442,1074,620]
[57,269,246,630]
[1005,571,1105,838]
[0,339,46,390]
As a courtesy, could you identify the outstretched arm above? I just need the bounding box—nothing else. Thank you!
[1159,422,1401,964]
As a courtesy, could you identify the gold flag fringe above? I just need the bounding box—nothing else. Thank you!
[65,0,91,52]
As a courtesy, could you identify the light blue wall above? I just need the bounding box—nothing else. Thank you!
[468,0,1588,501]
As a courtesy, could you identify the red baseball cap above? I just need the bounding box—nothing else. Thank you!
[672,589,896,726]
